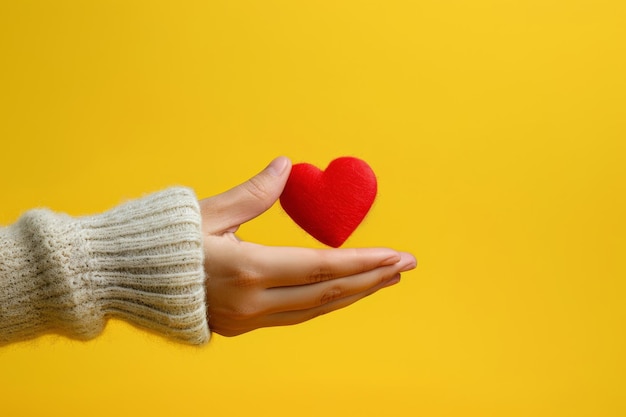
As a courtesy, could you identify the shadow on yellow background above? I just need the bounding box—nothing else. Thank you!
[1,1,625,416]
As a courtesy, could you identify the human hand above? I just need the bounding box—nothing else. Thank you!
[199,157,416,336]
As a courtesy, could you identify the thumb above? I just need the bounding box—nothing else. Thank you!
[200,156,292,234]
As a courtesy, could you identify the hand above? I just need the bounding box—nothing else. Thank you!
[199,157,416,337]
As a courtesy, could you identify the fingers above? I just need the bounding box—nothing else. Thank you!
[263,274,400,328]
[259,252,415,314]
[216,271,404,335]
[205,240,417,337]
[246,244,406,288]
[199,156,292,234]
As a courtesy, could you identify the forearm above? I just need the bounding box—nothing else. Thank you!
[0,188,209,345]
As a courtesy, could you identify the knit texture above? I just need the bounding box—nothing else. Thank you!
[0,188,209,345]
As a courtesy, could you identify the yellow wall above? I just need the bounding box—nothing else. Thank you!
[1,1,625,416]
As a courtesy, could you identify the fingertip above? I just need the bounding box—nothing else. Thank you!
[398,252,417,272]
[267,156,291,177]
[377,249,416,269]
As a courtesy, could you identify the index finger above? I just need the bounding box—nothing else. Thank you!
[243,243,402,288]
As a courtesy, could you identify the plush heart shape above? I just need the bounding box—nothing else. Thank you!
[279,157,377,247]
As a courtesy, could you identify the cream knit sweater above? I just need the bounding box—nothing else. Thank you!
[0,188,209,345]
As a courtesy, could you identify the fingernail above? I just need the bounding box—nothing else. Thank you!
[267,156,290,177]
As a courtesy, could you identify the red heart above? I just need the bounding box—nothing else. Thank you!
[279,157,377,247]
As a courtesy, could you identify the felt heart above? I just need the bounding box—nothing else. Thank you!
[279,157,377,247]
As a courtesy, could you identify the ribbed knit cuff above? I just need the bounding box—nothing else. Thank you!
[0,188,209,345]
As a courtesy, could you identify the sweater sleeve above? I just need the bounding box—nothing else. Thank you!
[0,188,209,345]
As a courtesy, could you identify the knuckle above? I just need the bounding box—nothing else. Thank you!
[243,176,271,205]
[305,251,335,284]
[306,267,335,284]
[231,269,261,288]
[319,286,344,305]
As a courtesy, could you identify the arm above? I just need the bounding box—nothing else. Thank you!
[0,157,416,345]
[0,188,208,345]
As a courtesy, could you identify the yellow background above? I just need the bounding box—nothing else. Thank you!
[1,1,625,416]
